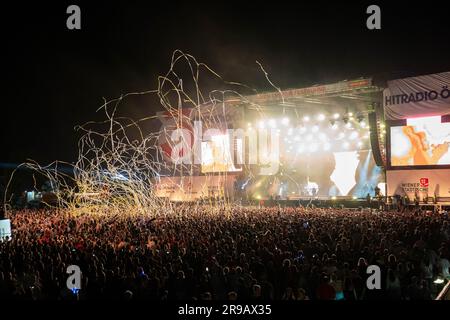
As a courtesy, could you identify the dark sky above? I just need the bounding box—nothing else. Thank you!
[1,0,450,165]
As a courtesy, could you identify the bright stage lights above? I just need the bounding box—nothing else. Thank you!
[298,145,305,153]
[303,116,310,122]
[300,126,307,133]
[259,121,265,129]
[308,144,318,153]
[343,141,350,149]
[306,134,313,141]
[360,120,366,128]
[345,122,352,129]
[323,142,331,151]
[358,141,363,147]
[349,131,359,140]
[269,119,276,128]
[317,114,325,121]
[312,125,319,133]
[282,117,290,125]
[333,113,340,119]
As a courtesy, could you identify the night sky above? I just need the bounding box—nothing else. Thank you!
[2,0,450,166]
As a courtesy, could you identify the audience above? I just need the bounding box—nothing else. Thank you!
[0,205,449,300]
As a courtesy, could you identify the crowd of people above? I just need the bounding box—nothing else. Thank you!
[0,205,449,300]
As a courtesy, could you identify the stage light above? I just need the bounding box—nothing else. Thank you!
[323,142,331,151]
[298,145,305,153]
[349,131,359,140]
[309,144,318,153]
[259,121,265,129]
[348,112,353,117]
[312,125,319,133]
[332,196,337,200]
[360,120,366,128]
[358,141,363,147]
[303,116,310,122]
[352,196,358,200]
[345,122,352,129]
[317,114,325,121]
[247,122,252,127]
[269,119,276,128]
[306,134,313,141]
[319,133,327,141]
[343,141,350,149]
[282,117,290,125]
[300,126,307,133]
[380,123,386,129]
[255,195,262,200]
[288,128,293,135]
[333,113,340,119]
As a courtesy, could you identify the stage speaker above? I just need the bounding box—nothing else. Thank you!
[368,111,385,167]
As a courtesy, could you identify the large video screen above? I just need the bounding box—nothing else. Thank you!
[390,116,450,166]
[201,135,242,173]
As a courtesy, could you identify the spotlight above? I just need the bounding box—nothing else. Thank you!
[348,112,353,117]
[349,131,359,140]
[308,143,318,153]
[317,114,325,121]
[319,133,327,141]
[333,113,340,119]
[360,120,366,128]
[345,122,352,129]
[358,141,363,147]
[303,116,310,122]
[247,122,252,127]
